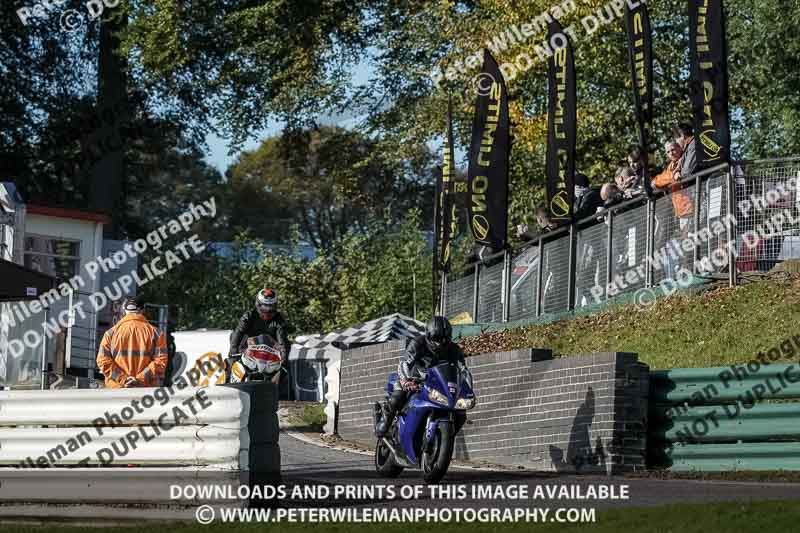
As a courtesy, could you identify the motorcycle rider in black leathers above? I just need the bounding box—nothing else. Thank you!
[375,316,467,438]
[228,288,291,374]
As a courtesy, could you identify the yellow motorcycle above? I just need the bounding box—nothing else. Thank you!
[226,334,284,384]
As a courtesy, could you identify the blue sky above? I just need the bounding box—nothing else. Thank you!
[202,59,378,173]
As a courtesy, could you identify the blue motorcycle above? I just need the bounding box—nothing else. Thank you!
[373,361,476,484]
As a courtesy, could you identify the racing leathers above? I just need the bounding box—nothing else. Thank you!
[229,309,290,357]
[376,335,467,437]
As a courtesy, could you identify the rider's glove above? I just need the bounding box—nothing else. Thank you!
[400,378,421,393]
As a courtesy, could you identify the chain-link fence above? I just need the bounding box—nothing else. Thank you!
[540,234,571,315]
[476,259,504,323]
[509,243,539,321]
[443,268,475,321]
[733,159,800,272]
[575,219,608,308]
[444,158,800,324]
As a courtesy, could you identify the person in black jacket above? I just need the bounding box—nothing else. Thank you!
[375,316,468,438]
[229,288,291,358]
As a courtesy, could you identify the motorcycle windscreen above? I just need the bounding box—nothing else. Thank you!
[429,362,460,397]
[247,334,280,349]
[244,334,282,373]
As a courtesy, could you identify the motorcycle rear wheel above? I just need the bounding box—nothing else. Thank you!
[421,422,454,484]
[375,439,404,478]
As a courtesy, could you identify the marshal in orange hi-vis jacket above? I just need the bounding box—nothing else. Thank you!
[96,313,168,388]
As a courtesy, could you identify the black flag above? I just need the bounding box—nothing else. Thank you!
[467,50,509,251]
[624,1,654,195]
[689,0,730,167]
[545,20,576,221]
[434,98,457,273]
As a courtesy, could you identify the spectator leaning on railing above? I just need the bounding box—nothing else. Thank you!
[535,205,559,232]
[614,166,644,199]
[627,147,647,187]
[652,141,693,217]
[673,123,698,178]
[600,183,623,207]
[652,140,694,250]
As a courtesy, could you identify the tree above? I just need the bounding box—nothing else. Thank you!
[118,0,376,145]
[225,126,436,249]
[143,211,433,334]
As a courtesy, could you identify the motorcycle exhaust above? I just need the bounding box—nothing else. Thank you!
[381,438,414,468]
[381,437,399,457]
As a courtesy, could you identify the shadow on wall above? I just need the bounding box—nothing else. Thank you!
[548,387,608,473]
[456,431,470,462]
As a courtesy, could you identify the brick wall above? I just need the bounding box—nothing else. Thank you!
[337,342,649,474]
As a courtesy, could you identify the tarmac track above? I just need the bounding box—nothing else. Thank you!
[280,431,800,510]
[2,431,798,524]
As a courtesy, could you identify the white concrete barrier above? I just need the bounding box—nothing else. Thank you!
[0,387,245,425]
[0,386,249,468]
[0,426,248,467]
[0,383,281,506]
[323,359,340,435]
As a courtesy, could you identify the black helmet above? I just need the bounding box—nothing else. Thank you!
[425,316,452,354]
[122,295,144,312]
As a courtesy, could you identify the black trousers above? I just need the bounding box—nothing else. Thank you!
[387,381,408,413]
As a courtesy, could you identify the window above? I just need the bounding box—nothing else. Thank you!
[24,235,81,279]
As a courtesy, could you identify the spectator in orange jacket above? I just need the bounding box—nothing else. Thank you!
[652,141,693,222]
[96,296,168,388]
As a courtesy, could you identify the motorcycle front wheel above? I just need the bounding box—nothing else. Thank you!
[375,439,404,478]
[421,421,454,484]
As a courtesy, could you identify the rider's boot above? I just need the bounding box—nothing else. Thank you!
[375,406,395,438]
[375,389,405,438]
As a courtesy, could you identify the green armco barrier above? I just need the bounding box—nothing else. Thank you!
[665,442,800,472]
[650,364,800,403]
[648,364,800,471]
[650,403,800,443]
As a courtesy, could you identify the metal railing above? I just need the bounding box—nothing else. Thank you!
[444,157,800,323]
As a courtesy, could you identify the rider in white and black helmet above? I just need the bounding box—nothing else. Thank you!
[375,316,467,438]
[229,288,291,358]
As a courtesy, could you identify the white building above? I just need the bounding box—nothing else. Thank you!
[0,183,138,388]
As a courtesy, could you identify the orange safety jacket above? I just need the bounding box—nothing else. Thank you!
[96,313,168,388]
[652,159,694,219]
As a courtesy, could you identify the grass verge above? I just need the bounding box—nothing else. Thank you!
[281,402,327,432]
[3,500,800,532]
[459,273,800,370]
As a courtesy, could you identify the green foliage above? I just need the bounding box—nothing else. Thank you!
[142,212,434,335]
[299,403,327,428]
[225,126,436,249]
[331,209,434,327]
[109,0,800,245]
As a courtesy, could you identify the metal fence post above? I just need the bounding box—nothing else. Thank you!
[567,223,577,311]
[65,289,74,369]
[502,249,511,323]
[726,169,738,287]
[646,197,655,287]
[693,174,703,274]
[471,263,480,323]
[40,307,49,390]
[440,272,448,316]
[606,211,614,302]
[535,237,544,317]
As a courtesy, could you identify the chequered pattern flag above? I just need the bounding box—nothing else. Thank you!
[289,313,425,360]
